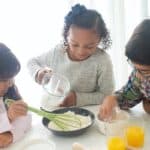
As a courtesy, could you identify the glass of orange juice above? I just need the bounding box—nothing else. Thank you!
[125,125,144,149]
[124,114,145,150]
[104,108,129,150]
[107,136,126,150]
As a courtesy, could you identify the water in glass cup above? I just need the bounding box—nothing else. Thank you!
[41,73,70,111]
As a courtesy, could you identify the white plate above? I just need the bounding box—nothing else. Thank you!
[20,139,55,150]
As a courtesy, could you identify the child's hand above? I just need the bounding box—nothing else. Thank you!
[59,91,76,107]
[98,95,118,120]
[8,100,28,122]
[0,132,13,148]
[36,67,52,84]
[143,99,150,114]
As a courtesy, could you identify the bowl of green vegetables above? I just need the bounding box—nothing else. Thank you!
[42,107,95,136]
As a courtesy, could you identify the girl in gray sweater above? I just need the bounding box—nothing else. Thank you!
[27,4,114,108]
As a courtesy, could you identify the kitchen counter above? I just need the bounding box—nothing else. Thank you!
[1,104,150,150]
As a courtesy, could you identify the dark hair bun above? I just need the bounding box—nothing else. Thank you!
[65,4,87,24]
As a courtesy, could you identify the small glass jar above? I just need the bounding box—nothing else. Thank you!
[40,73,70,111]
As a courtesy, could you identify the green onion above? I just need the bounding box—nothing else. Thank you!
[5,99,81,130]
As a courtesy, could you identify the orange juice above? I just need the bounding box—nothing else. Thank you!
[107,136,126,150]
[125,126,144,147]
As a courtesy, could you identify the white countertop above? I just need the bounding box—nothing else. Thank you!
[1,104,150,150]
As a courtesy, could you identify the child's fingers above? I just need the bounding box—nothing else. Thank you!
[37,68,52,84]
[13,105,27,114]
[8,101,28,118]
[99,105,111,120]
[59,99,67,107]
[37,72,45,84]
[98,106,106,120]
[12,100,27,106]
[10,105,27,113]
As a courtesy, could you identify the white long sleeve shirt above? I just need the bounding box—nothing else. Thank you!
[28,44,115,106]
[0,98,31,143]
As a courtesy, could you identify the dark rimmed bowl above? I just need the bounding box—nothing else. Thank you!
[42,107,95,136]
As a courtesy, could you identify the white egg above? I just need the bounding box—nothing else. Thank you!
[72,143,86,150]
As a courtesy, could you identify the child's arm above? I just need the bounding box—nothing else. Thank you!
[99,71,144,120]
[0,114,32,147]
[27,49,54,82]
[2,86,32,144]
[0,100,31,146]
[115,71,143,109]
[7,100,32,143]
[0,100,14,147]
[0,99,12,133]
[10,114,31,142]
[0,101,31,145]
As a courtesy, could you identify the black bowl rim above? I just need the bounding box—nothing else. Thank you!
[42,107,95,136]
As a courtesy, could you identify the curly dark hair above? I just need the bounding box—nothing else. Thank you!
[63,4,111,50]
[0,43,21,79]
[125,19,150,65]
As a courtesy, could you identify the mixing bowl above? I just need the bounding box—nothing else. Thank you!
[96,108,130,136]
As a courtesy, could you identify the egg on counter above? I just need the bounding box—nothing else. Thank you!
[72,143,87,150]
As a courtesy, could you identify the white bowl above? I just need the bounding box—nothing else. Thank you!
[96,109,130,136]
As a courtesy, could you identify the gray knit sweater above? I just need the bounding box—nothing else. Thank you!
[27,44,115,106]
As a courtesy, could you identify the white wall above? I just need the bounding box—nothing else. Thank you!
[0,0,149,106]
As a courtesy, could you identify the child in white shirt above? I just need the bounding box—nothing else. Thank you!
[0,43,31,148]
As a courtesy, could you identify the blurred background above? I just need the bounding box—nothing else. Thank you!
[0,0,149,106]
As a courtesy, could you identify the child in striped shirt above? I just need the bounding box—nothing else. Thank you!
[99,19,150,119]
